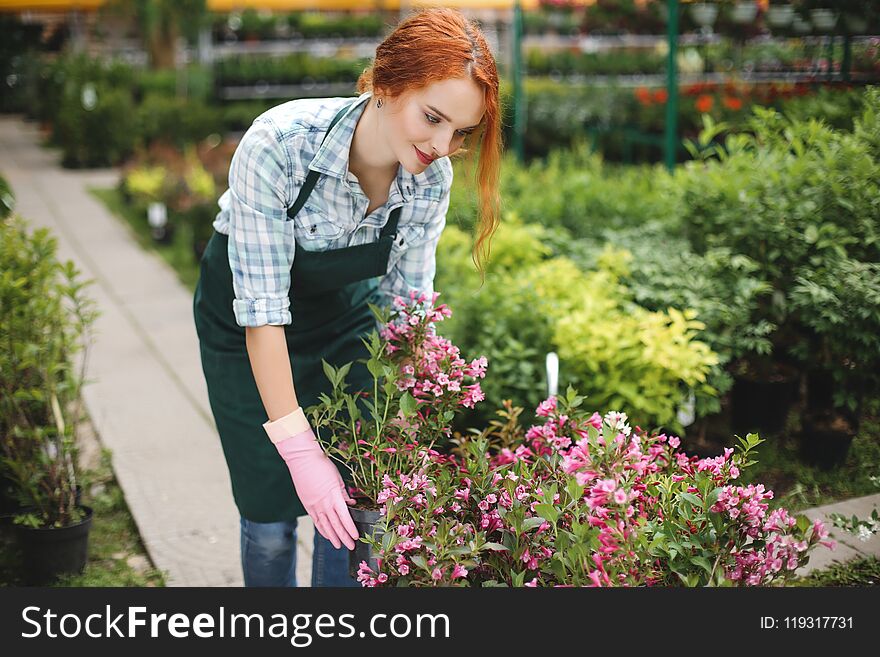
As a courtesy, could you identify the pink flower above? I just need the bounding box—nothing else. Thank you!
[536,396,558,417]
[452,564,468,579]
[668,436,680,449]
[431,567,443,581]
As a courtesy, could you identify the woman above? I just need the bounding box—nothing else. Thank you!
[193,7,501,587]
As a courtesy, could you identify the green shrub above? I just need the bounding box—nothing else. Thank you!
[435,217,719,432]
[137,94,224,149]
[0,214,99,528]
[450,146,674,237]
[673,90,880,373]
[55,85,137,168]
[0,175,13,220]
[790,258,880,414]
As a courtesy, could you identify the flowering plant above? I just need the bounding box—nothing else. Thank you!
[357,388,833,587]
[306,291,487,509]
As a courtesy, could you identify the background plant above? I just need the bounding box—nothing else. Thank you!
[0,214,99,528]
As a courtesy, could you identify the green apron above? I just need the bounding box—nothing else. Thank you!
[193,99,402,523]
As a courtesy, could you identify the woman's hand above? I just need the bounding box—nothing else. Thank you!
[264,409,359,550]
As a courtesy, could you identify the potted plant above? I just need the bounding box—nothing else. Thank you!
[729,352,800,436]
[356,389,832,587]
[0,214,100,584]
[790,259,880,469]
[306,292,488,577]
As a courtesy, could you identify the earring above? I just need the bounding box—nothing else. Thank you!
[376,98,383,108]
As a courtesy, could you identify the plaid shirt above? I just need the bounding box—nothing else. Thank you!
[213,91,453,328]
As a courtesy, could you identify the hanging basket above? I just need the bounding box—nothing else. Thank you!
[731,2,758,25]
[809,9,839,33]
[792,15,813,34]
[766,5,795,28]
[690,3,720,28]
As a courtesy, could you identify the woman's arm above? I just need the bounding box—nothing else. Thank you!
[245,325,299,421]
[247,324,358,549]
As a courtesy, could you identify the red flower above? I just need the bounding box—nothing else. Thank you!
[722,96,743,111]
[652,88,668,104]
[634,86,652,106]
[695,95,714,113]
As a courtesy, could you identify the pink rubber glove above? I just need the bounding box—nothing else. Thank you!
[263,408,359,550]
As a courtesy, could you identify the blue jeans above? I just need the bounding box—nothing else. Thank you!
[240,516,359,587]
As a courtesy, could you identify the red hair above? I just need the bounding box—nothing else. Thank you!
[356,7,502,277]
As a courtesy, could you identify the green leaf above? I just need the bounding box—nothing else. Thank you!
[483,542,509,552]
[366,357,384,380]
[522,517,546,531]
[345,396,361,423]
[399,392,417,417]
[321,359,336,386]
[692,556,714,576]
[804,224,819,244]
[534,504,559,524]
[679,492,702,508]
[796,515,811,533]
[337,361,352,382]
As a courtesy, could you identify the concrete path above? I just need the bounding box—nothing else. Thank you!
[1,115,876,586]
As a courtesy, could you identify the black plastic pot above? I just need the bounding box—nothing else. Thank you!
[799,416,857,470]
[348,507,383,579]
[151,223,174,245]
[731,374,799,436]
[17,505,93,585]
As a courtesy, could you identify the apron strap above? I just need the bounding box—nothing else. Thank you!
[380,206,401,239]
[287,99,357,221]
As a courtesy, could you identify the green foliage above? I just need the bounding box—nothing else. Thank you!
[675,89,880,396]
[0,175,14,220]
[52,58,139,168]
[553,274,719,432]
[568,223,775,417]
[449,145,674,237]
[136,94,224,149]
[796,556,880,587]
[790,258,880,411]
[124,164,170,206]
[213,53,370,86]
[0,214,99,528]
[436,217,719,432]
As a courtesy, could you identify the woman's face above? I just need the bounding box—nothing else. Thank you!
[379,77,486,175]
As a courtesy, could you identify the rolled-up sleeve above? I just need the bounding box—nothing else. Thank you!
[377,182,450,312]
[226,118,296,327]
